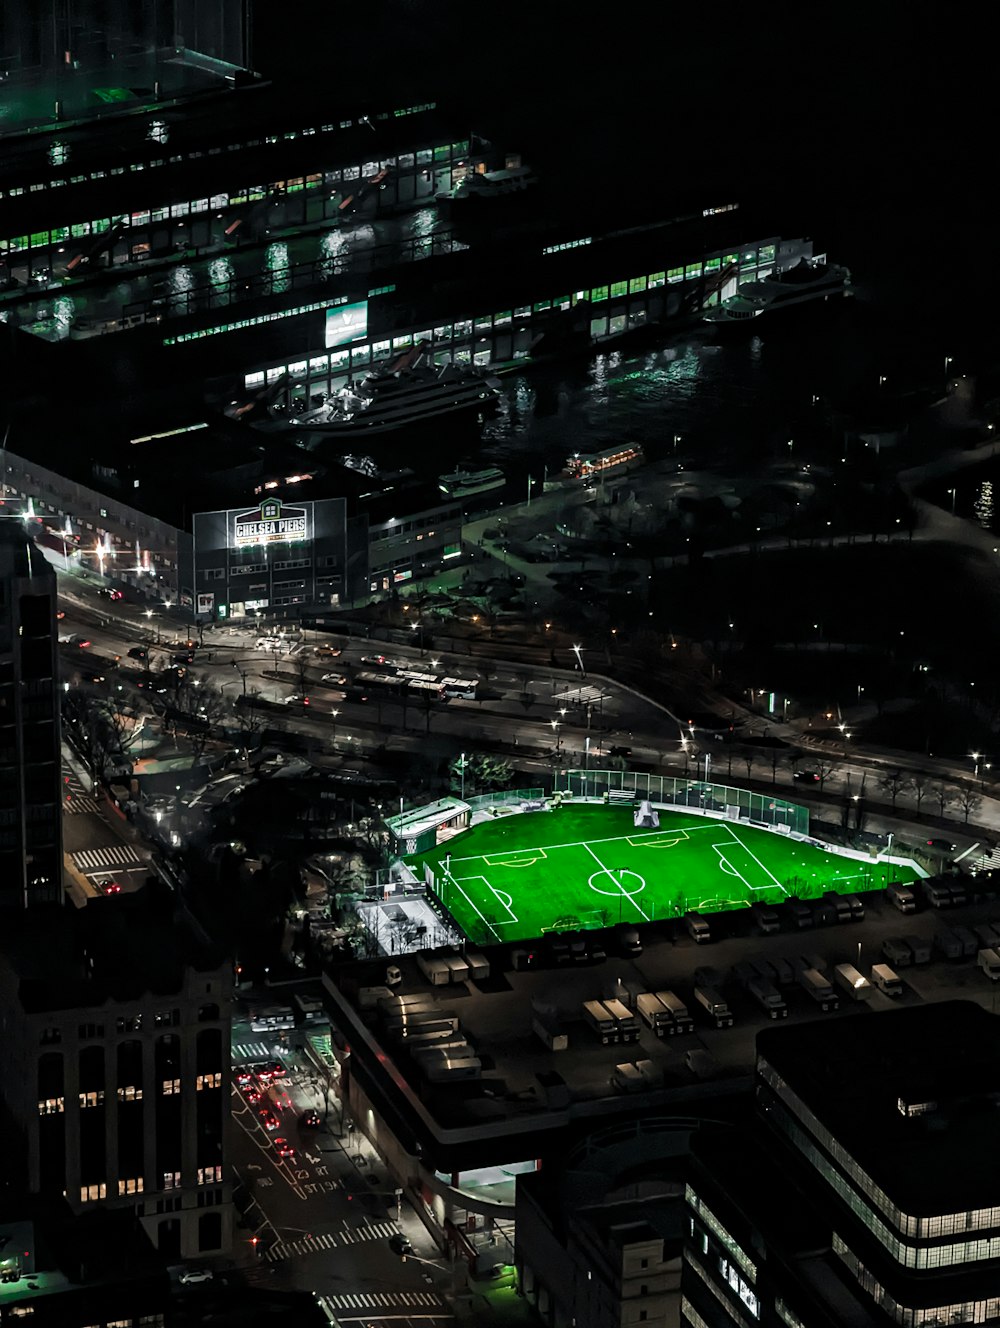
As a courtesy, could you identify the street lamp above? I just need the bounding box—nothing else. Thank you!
[572,644,585,676]
[331,708,340,746]
[971,751,982,789]
[550,719,562,753]
[459,751,466,800]
[948,487,957,515]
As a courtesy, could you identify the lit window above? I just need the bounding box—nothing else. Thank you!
[79,1091,104,1108]
[198,1165,224,1184]
[196,1073,222,1091]
[162,1079,180,1095]
[163,1170,181,1190]
[38,1097,64,1115]
[118,1177,144,1195]
[117,1085,143,1101]
[80,1182,107,1202]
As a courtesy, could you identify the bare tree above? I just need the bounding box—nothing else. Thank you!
[956,786,983,825]
[879,769,911,811]
[61,691,113,789]
[911,772,930,818]
[102,695,151,757]
[743,751,756,782]
[815,757,839,791]
[930,782,954,819]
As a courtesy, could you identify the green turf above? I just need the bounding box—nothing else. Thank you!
[406,804,920,945]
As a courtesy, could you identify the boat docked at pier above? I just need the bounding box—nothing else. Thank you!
[277,343,502,437]
[703,257,851,327]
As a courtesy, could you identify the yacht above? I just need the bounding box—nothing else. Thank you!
[703,258,851,326]
[438,466,506,500]
[282,344,502,437]
[436,165,537,212]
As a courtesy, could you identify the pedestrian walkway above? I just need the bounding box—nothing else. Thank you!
[232,1041,273,1061]
[72,843,142,872]
[64,793,100,815]
[324,1289,449,1313]
[265,1219,400,1262]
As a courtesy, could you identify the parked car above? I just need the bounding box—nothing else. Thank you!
[794,770,820,783]
[179,1268,214,1285]
[97,587,124,601]
[926,838,957,853]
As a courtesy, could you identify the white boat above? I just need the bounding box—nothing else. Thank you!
[284,343,502,437]
[438,467,506,499]
[436,165,537,209]
[703,258,851,326]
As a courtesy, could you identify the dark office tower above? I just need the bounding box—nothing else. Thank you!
[0,523,62,910]
[682,1002,1000,1328]
[0,883,234,1259]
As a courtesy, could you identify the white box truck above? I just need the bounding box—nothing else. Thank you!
[750,902,781,935]
[636,992,675,1037]
[887,882,917,914]
[442,953,470,983]
[583,1000,619,1044]
[748,977,788,1019]
[656,991,694,1034]
[416,953,451,986]
[684,912,712,944]
[423,1057,482,1083]
[694,985,734,1029]
[603,998,641,1043]
[611,1062,645,1094]
[834,962,872,1001]
[870,963,903,997]
[798,967,839,1011]
[532,1013,568,1052]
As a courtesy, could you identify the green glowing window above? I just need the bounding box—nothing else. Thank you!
[70,223,90,238]
[433,325,453,340]
[393,335,414,349]
[723,253,738,268]
[475,316,492,332]
[453,142,469,155]
[443,543,461,558]
[7,236,27,252]
[92,219,110,233]
[51,227,69,243]
[685,262,702,280]
[533,301,551,313]
[552,295,571,309]
[590,286,608,302]
[453,320,472,336]
[760,244,776,262]
[742,250,757,264]
[494,310,512,325]
[434,145,451,162]
[648,271,665,287]
[705,257,721,272]
[629,276,647,294]
[610,280,628,298]
[151,208,169,223]
[287,179,304,192]
[29,231,50,247]
[191,199,209,213]
[306,174,323,188]
[667,267,683,283]
[229,194,248,206]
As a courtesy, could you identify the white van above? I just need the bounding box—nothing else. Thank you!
[870,963,903,997]
[978,948,1000,981]
[887,882,917,914]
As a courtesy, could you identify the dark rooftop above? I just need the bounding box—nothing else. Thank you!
[757,1000,1000,1215]
[2,880,226,1011]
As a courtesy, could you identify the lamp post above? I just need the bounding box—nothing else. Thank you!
[971,751,982,790]
[331,708,340,747]
[232,660,248,696]
[572,643,585,677]
[584,735,591,799]
[459,751,466,800]
[550,720,562,754]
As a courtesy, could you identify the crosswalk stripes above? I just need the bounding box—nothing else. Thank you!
[264,1222,402,1263]
[72,843,142,872]
[975,845,1000,872]
[232,1041,273,1061]
[64,794,100,815]
[338,1220,397,1245]
[326,1291,447,1311]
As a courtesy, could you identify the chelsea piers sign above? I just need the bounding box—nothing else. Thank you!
[233,498,309,547]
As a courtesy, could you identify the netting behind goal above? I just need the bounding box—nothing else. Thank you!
[558,769,809,836]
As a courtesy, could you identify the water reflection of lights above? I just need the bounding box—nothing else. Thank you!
[974,479,994,530]
[319,229,348,278]
[167,265,194,310]
[265,242,290,295]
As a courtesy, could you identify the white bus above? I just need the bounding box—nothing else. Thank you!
[249,1005,295,1033]
[440,677,477,700]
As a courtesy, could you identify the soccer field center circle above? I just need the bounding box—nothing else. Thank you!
[402,799,923,944]
[588,867,646,898]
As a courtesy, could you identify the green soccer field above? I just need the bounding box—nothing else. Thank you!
[405,803,920,945]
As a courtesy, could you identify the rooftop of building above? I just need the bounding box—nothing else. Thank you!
[324,945,753,1172]
[0,519,54,580]
[0,879,228,1012]
[757,1000,1000,1216]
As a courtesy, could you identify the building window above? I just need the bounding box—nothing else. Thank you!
[78,1023,104,1039]
[118,1085,143,1101]
[162,1078,181,1095]
[40,1027,61,1045]
[38,1097,64,1115]
[197,1073,222,1091]
[118,1177,144,1195]
[79,1090,104,1108]
[116,1016,142,1033]
[203,568,225,581]
[163,1170,181,1190]
[80,1182,107,1202]
[198,1165,223,1184]
[154,1011,179,1028]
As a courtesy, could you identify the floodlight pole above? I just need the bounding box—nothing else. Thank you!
[460,752,465,800]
